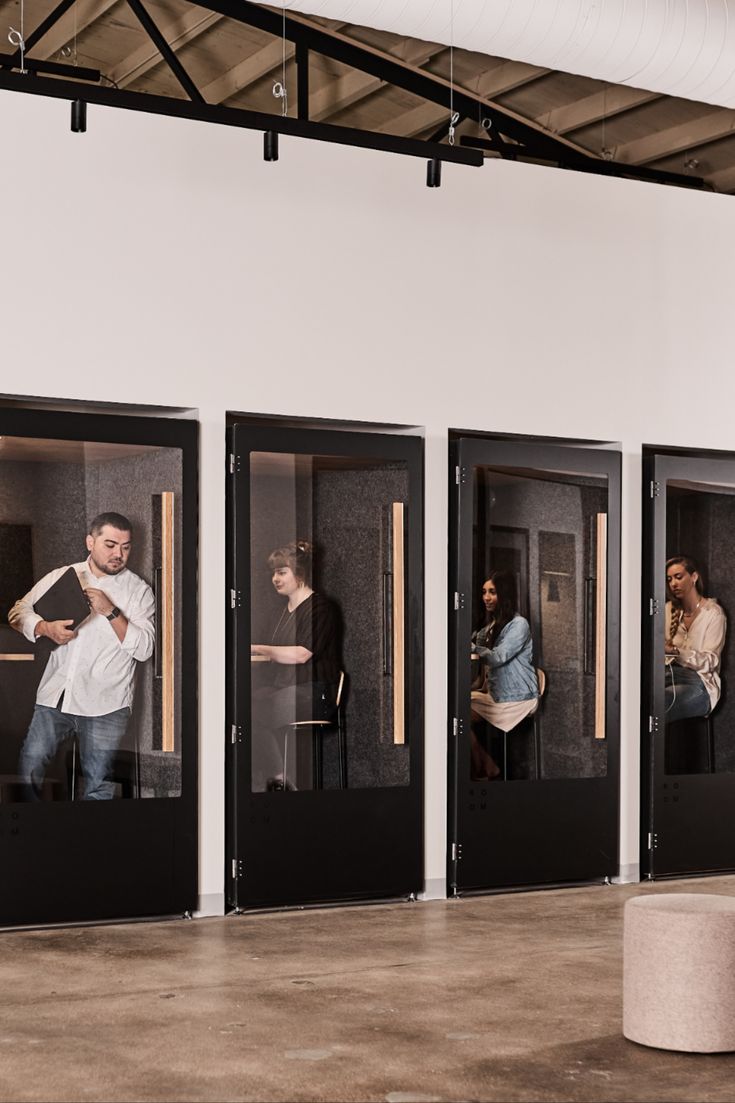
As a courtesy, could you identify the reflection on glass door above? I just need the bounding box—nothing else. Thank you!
[228,425,423,910]
[247,451,410,793]
[644,452,735,878]
[449,438,620,893]
[468,468,609,783]
[0,438,183,803]
[664,485,730,776]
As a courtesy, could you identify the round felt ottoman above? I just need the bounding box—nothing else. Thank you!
[623,894,735,1052]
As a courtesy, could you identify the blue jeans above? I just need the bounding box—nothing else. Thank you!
[19,704,131,801]
[665,665,711,724]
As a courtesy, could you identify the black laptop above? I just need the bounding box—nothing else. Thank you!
[34,568,92,633]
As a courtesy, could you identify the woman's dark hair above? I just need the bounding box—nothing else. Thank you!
[267,540,313,585]
[482,569,517,646]
[666,554,705,602]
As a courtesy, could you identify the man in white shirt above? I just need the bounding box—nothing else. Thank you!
[9,512,155,800]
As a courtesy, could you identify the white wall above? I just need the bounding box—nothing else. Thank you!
[3,90,735,907]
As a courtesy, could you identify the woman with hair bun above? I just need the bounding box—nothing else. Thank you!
[250,540,340,790]
[664,555,726,723]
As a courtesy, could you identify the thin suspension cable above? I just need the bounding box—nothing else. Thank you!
[449,0,454,144]
[272,1,288,117]
[8,0,27,74]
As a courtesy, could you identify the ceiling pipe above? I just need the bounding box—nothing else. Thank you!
[296,0,735,108]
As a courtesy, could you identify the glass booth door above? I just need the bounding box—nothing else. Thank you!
[0,407,198,928]
[227,424,423,909]
[448,438,621,892]
[643,451,735,878]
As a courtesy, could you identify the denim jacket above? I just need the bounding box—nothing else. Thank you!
[472,615,539,703]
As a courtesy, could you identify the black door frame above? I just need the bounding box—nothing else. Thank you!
[642,447,735,878]
[448,436,621,894]
[0,406,198,927]
[226,423,424,910]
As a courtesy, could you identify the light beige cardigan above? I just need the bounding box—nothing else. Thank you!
[665,597,727,712]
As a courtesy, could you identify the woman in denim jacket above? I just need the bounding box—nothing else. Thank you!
[470,569,539,779]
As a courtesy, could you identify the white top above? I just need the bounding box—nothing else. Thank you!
[8,558,155,717]
[665,597,727,712]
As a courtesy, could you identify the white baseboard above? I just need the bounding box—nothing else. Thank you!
[195,893,226,917]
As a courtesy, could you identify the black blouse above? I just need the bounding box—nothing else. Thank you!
[271,592,340,689]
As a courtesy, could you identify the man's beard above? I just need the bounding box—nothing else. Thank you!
[92,555,124,575]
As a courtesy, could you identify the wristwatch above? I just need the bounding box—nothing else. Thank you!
[106,606,121,621]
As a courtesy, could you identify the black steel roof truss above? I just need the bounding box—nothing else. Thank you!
[196,0,704,189]
[0,0,706,189]
[126,0,204,103]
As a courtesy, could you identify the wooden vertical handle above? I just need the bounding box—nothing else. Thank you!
[392,502,405,746]
[161,491,175,754]
[594,512,607,740]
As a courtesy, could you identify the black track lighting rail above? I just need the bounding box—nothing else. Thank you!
[126,0,204,104]
[0,66,483,167]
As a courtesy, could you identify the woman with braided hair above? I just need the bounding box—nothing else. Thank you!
[664,555,726,723]
[250,540,340,790]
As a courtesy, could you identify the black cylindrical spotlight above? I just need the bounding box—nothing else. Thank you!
[426,158,442,188]
[264,131,279,162]
[71,99,87,133]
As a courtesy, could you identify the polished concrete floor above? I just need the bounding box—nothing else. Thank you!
[2,876,735,1102]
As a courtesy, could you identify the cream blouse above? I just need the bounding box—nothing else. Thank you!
[665,597,727,712]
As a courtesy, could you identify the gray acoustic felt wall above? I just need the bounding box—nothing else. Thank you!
[314,460,410,789]
[474,471,609,780]
[0,460,87,787]
[0,459,87,579]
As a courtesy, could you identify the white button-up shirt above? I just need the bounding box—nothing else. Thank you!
[8,558,155,717]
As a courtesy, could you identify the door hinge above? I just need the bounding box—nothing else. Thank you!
[451,842,462,862]
[648,715,659,734]
[232,858,244,879]
[650,480,660,498]
[452,717,464,737]
[229,453,241,474]
[648,832,658,851]
[230,589,241,610]
[454,592,466,611]
[231,724,243,744]
[649,597,660,616]
[455,465,468,486]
